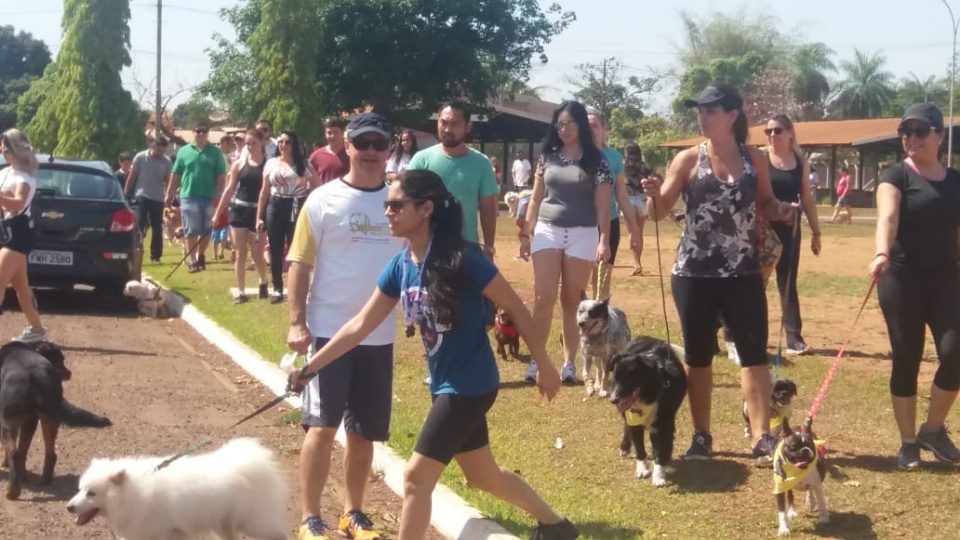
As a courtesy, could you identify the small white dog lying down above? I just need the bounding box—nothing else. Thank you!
[66,438,289,540]
[123,278,174,318]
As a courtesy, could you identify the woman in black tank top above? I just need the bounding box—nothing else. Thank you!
[213,129,270,304]
[763,114,822,355]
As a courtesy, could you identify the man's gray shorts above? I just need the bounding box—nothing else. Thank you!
[300,337,394,441]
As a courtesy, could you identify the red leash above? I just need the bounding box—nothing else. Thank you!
[805,276,878,424]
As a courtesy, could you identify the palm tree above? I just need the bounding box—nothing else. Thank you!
[789,42,836,108]
[830,49,896,119]
[896,73,949,108]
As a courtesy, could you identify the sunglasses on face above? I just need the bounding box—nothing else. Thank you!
[195,128,209,135]
[352,137,390,151]
[554,120,577,132]
[764,127,785,136]
[383,198,422,211]
[898,125,934,139]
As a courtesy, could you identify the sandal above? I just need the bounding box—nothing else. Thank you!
[630,267,645,276]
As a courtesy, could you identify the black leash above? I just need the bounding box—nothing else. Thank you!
[651,198,672,345]
[165,239,201,280]
[153,391,291,472]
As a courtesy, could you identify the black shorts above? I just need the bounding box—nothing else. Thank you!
[300,338,394,441]
[229,204,258,231]
[609,219,621,264]
[1,214,33,255]
[415,390,498,465]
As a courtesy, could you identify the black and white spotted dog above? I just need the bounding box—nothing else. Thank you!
[576,293,631,398]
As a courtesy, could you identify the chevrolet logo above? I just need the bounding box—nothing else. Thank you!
[41,211,65,219]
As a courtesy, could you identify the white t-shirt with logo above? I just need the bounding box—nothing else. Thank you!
[286,177,404,344]
[0,167,37,217]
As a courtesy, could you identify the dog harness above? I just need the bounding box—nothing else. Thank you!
[772,438,826,495]
[624,403,656,428]
[495,318,520,338]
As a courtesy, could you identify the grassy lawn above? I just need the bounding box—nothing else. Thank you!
[153,216,959,539]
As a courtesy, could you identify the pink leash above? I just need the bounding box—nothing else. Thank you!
[804,275,878,425]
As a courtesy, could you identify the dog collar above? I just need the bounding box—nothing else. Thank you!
[624,403,655,428]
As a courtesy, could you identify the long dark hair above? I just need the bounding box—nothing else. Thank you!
[391,129,419,161]
[278,130,307,176]
[399,169,467,328]
[623,142,650,179]
[711,84,749,144]
[542,100,604,177]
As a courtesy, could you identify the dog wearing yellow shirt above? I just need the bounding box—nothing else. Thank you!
[608,337,687,487]
[774,417,829,536]
[744,378,798,439]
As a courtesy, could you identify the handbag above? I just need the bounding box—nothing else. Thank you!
[756,196,782,286]
[0,203,31,247]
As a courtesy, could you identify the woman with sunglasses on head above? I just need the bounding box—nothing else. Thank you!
[871,103,960,470]
[256,130,316,304]
[642,85,795,463]
[762,115,821,356]
[213,128,270,304]
[519,100,613,386]
[0,129,47,342]
[288,169,577,540]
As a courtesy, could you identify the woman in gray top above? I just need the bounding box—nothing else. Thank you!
[642,85,795,463]
[519,100,613,385]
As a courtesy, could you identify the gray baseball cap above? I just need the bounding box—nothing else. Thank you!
[900,102,945,131]
[683,86,743,110]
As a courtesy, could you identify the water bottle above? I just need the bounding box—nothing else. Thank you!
[280,352,300,375]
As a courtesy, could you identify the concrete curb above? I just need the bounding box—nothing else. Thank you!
[155,278,520,540]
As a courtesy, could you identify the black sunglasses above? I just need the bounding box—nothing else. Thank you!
[194,128,209,134]
[898,125,934,139]
[763,127,784,136]
[352,137,391,151]
[383,198,422,211]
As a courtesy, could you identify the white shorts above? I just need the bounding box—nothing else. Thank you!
[629,196,648,218]
[531,222,598,262]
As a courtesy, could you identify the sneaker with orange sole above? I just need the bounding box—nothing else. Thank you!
[297,516,329,540]
[339,510,382,540]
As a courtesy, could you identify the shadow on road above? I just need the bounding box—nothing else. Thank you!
[3,287,139,319]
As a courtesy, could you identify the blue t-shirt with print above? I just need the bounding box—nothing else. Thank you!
[604,147,625,219]
[377,248,500,395]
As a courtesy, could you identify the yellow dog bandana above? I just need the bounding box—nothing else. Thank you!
[624,403,656,428]
[772,438,826,495]
[769,402,793,432]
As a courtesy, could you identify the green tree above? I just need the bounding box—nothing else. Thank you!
[203,0,574,126]
[0,25,51,132]
[891,73,949,113]
[172,94,220,129]
[831,49,896,119]
[249,0,320,141]
[676,8,786,69]
[607,110,694,170]
[23,0,142,159]
[788,42,836,114]
[566,59,657,119]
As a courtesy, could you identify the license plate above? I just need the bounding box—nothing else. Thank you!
[29,250,74,266]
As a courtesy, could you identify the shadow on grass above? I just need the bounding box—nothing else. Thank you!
[816,348,889,360]
[491,516,641,539]
[811,510,877,539]
[670,458,750,493]
[827,452,959,475]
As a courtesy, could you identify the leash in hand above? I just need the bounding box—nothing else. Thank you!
[651,198,672,346]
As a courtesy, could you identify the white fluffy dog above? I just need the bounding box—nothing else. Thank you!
[504,189,534,218]
[123,278,174,318]
[66,438,289,540]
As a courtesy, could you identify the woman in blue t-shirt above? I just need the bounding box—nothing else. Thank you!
[289,169,578,540]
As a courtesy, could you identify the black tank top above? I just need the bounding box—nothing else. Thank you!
[234,161,264,203]
[769,154,802,203]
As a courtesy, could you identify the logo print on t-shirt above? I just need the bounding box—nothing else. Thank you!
[348,212,388,236]
[403,286,450,356]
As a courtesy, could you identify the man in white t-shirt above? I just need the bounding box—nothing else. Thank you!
[285,112,402,540]
[511,150,531,191]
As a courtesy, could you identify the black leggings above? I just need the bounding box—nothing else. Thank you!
[415,390,498,465]
[772,222,804,345]
[878,269,960,397]
[265,196,305,294]
[673,274,768,368]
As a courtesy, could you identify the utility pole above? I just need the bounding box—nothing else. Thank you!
[600,57,608,117]
[155,0,163,141]
[943,0,959,166]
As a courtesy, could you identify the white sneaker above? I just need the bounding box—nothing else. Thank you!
[423,375,431,385]
[15,326,47,343]
[524,361,538,383]
[560,362,578,384]
[726,341,741,366]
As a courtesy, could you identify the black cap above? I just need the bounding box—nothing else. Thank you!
[683,86,743,110]
[900,102,945,131]
[347,112,392,139]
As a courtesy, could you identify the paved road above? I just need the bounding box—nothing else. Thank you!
[0,288,443,539]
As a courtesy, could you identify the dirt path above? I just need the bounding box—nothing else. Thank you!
[0,289,444,540]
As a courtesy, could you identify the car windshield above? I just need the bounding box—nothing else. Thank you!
[35,168,121,200]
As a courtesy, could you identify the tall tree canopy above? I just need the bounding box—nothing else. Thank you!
[22,0,143,160]
[202,0,574,126]
[0,26,51,132]
[830,49,896,119]
[566,59,657,120]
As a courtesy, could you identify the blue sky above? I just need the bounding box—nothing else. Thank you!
[6,0,959,115]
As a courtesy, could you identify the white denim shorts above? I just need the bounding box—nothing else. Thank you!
[531,221,599,262]
[628,196,648,218]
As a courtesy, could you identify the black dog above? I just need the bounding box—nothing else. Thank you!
[743,378,798,439]
[774,417,829,535]
[608,336,687,486]
[0,341,112,500]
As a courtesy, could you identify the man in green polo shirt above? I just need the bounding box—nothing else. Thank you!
[165,123,227,273]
